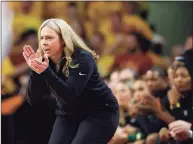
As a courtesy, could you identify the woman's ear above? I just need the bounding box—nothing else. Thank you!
[61,40,65,47]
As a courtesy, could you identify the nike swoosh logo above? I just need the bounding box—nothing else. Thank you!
[79,72,86,75]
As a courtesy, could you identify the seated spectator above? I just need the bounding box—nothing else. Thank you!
[167,61,192,122]
[11,2,42,43]
[111,32,153,75]
[109,81,145,144]
[122,2,154,41]
[119,68,138,88]
[89,31,116,78]
[145,67,170,101]
[98,11,126,55]
[131,79,175,132]
[10,29,38,66]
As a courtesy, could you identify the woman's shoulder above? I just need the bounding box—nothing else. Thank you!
[73,48,93,60]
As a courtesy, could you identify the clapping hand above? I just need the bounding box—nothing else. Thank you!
[169,120,192,141]
[23,45,49,74]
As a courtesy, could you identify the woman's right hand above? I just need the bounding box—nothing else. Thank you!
[167,86,180,105]
[22,45,42,73]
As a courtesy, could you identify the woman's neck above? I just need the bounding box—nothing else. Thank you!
[50,51,63,64]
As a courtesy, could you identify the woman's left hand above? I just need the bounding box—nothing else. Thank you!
[30,55,49,74]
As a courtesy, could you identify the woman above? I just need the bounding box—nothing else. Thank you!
[23,18,119,144]
[167,61,192,122]
[167,60,193,144]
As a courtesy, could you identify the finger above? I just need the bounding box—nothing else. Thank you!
[29,63,42,74]
[170,127,184,135]
[36,48,42,57]
[23,52,29,62]
[26,45,35,55]
[169,121,181,130]
[23,45,30,57]
[31,61,47,70]
[169,130,175,137]
[25,45,32,55]
[32,59,47,67]
[42,55,49,65]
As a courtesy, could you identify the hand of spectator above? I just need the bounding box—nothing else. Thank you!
[122,124,137,135]
[134,95,162,115]
[169,120,192,141]
[159,127,170,142]
[167,85,181,105]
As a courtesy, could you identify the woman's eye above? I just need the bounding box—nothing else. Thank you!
[48,37,53,39]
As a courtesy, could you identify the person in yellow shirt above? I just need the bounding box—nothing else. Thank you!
[2,57,17,95]
[9,1,43,18]
[89,31,116,78]
[122,2,154,41]
[85,2,123,41]
[98,11,127,55]
[10,2,42,43]
[87,2,122,25]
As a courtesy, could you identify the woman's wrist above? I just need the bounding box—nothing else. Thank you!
[170,102,181,110]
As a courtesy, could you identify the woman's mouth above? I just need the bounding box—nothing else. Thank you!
[43,49,51,53]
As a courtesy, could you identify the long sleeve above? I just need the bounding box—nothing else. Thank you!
[26,70,50,106]
[40,53,95,103]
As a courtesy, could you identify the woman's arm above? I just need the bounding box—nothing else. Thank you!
[155,110,175,124]
[40,53,95,103]
[26,70,50,106]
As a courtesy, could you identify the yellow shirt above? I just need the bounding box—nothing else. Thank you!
[9,2,43,18]
[12,14,42,42]
[87,2,122,24]
[2,57,17,94]
[98,19,126,54]
[123,15,154,40]
[97,54,115,78]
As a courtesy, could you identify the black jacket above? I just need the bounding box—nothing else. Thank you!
[176,48,193,127]
[26,49,118,117]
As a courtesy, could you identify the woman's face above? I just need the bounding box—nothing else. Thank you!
[114,82,132,108]
[40,26,63,57]
[133,80,150,102]
[174,67,192,91]
[146,70,165,92]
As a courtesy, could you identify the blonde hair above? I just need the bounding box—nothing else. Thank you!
[38,18,98,76]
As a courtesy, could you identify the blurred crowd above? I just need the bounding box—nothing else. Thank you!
[1,1,193,144]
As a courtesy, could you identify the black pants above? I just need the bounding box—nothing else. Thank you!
[48,108,119,144]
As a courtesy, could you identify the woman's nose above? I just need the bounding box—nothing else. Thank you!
[41,39,48,45]
[175,77,183,84]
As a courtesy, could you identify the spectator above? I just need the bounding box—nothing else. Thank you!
[111,32,153,75]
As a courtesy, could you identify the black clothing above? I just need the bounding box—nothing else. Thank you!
[49,108,119,144]
[26,48,119,144]
[164,90,192,123]
[26,49,119,116]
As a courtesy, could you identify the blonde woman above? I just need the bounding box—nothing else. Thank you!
[23,18,119,144]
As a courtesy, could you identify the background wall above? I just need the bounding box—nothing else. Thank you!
[148,1,193,55]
